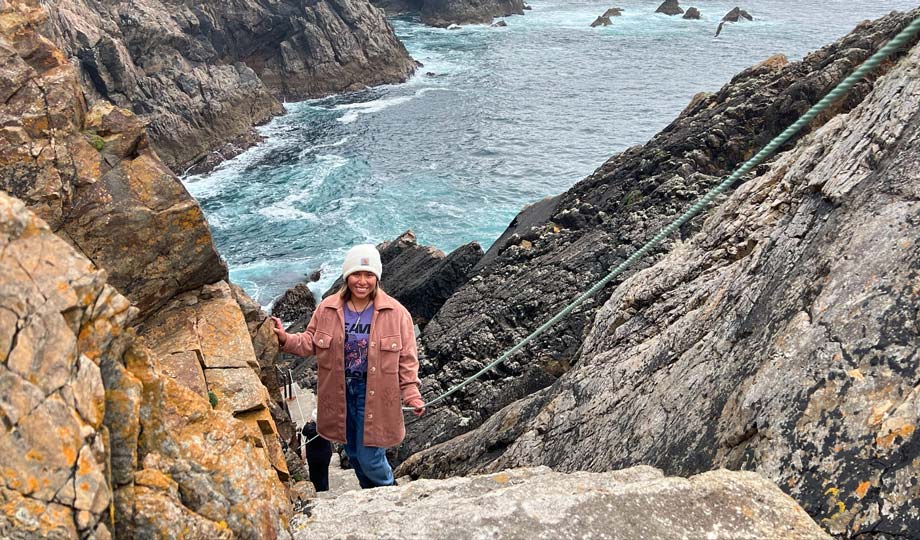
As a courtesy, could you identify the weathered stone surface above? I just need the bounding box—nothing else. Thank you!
[133,367,292,539]
[205,367,270,414]
[324,230,483,327]
[273,282,318,325]
[404,9,920,464]
[101,355,142,487]
[372,0,523,27]
[400,17,920,537]
[43,0,416,172]
[590,15,611,27]
[158,350,208,398]
[0,191,130,539]
[682,7,700,20]
[295,467,830,539]
[0,4,228,316]
[655,0,683,16]
[115,484,233,540]
[140,281,258,371]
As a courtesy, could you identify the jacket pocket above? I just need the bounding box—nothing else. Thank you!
[379,334,401,373]
[313,331,334,369]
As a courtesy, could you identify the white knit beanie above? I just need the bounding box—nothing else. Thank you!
[342,244,382,280]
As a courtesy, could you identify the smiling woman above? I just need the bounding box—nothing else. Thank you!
[271,244,425,489]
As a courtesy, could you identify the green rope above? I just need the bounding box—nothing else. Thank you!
[401,15,920,411]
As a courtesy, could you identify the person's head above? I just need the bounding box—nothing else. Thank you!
[338,244,382,302]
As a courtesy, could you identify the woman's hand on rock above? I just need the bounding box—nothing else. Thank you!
[270,316,287,346]
[406,397,426,417]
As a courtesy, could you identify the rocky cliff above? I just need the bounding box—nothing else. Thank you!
[399,9,920,539]
[400,10,920,468]
[371,0,523,27]
[0,3,297,537]
[41,0,416,172]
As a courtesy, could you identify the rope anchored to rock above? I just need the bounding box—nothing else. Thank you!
[400,13,920,412]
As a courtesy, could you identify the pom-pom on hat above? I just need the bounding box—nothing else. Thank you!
[342,244,382,280]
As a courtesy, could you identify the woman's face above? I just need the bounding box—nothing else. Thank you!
[346,271,377,301]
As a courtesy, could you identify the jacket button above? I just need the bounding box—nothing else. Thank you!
[391,343,398,350]
[368,413,373,420]
[369,390,375,396]
[370,367,376,373]
[371,342,376,348]
[318,339,324,346]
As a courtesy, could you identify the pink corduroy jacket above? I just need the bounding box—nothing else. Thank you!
[281,289,421,448]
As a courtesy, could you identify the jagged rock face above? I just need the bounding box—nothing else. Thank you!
[43,0,416,172]
[273,283,318,326]
[403,9,920,463]
[683,7,700,20]
[0,1,227,316]
[656,0,683,16]
[295,467,830,539]
[399,17,920,538]
[0,192,131,540]
[371,0,523,27]
[590,15,612,28]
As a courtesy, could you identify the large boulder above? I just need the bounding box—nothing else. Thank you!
[296,467,830,539]
[273,282,318,327]
[399,12,920,537]
[655,0,683,16]
[43,0,416,172]
[0,2,227,316]
[399,8,920,464]
[683,7,700,20]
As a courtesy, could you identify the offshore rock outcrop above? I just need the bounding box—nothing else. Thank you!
[371,0,524,28]
[1,4,294,537]
[399,9,920,464]
[42,0,416,172]
[297,467,831,539]
[400,10,920,539]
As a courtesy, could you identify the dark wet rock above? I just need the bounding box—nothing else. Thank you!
[590,15,612,27]
[43,0,416,173]
[399,8,920,467]
[655,0,683,16]
[308,270,322,282]
[683,7,700,20]
[399,8,920,538]
[491,20,508,27]
[716,7,753,37]
[272,283,319,326]
[323,231,483,327]
[603,7,623,17]
[522,3,531,10]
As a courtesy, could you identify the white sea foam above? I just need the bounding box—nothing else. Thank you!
[257,154,348,221]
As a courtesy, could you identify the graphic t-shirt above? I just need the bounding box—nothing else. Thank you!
[343,303,373,377]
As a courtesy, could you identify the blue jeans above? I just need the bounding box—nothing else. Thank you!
[345,378,394,488]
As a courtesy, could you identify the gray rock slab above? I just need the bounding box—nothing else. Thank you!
[293,467,830,539]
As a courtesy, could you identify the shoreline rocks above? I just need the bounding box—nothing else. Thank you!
[43,0,417,174]
[655,0,684,16]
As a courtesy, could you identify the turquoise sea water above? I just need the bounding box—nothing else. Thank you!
[183,0,919,307]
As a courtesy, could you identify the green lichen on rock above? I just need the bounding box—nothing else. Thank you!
[208,391,218,408]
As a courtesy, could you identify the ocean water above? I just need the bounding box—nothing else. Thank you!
[183,0,919,307]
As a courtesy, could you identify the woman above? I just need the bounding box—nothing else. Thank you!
[272,244,425,489]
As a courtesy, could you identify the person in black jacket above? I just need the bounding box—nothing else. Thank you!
[302,409,332,492]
